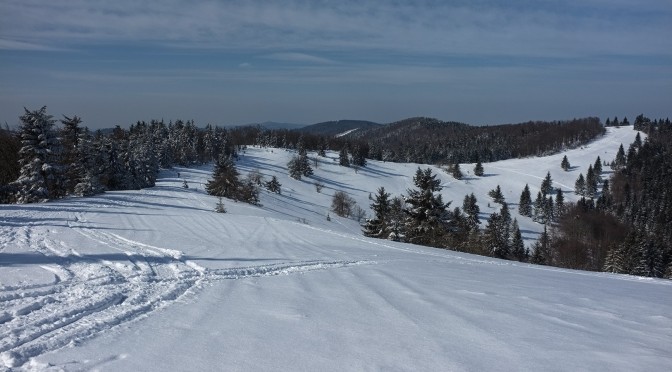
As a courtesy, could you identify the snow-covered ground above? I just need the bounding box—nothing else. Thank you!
[1,126,670,371]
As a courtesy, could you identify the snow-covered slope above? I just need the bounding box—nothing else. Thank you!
[1,126,670,371]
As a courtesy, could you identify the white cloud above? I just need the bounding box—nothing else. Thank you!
[263,53,335,64]
[1,0,670,58]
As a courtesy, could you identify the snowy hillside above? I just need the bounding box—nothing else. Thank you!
[1,126,670,371]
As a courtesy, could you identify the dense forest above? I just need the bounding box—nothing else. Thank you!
[346,117,605,164]
[2,107,669,278]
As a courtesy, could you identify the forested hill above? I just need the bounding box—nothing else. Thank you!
[346,117,605,164]
[296,119,381,136]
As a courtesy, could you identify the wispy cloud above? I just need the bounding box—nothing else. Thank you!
[263,52,335,64]
[2,0,670,58]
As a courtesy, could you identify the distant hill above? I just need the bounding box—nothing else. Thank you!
[241,121,307,130]
[296,120,382,137]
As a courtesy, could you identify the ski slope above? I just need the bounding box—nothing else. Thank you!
[1,126,670,371]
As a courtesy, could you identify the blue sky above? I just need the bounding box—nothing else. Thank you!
[1,0,670,128]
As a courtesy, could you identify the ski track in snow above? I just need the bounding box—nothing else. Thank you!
[0,215,375,368]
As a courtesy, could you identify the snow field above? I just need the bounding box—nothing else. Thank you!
[0,125,670,371]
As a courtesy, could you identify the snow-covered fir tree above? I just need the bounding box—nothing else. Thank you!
[518,184,532,217]
[14,106,65,203]
[362,187,391,239]
[404,167,451,247]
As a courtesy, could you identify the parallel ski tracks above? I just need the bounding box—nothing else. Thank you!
[0,218,374,368]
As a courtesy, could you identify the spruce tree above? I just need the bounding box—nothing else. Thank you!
[15,106,64,203]
[206,154,241,200]
[530,226,550,265]
[586,165,598,198]
[362,187,392,239]
[265,175,282,194]
[555,188,564,215]
[60,115,83,194]
[533,191,545,223]
[462,193,480,229]
[541,172,553,196]
[404,167,451,247]
[593,156,602,177]
[518,184,532,217]
[452,163,463,180]
[574,173,586,196]
[484,212,508,259]
[561,155,570,171]
[510,219,526,262]
[339,147,350,167]
[488,185,505,204]
[612,144,626,170]
[473,160,484,176]
[287,156,303,180]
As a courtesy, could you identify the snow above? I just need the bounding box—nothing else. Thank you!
[1,126,670,371]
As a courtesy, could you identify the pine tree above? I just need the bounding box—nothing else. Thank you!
[14,106,64,203]
[386,197,406,241]
[362,187,392,239]
[533,191,546,223]
[206,155,241,200]
[404,167,451,247]
[555,188,564,215]
[462,193,480,229]
[287,156,303,180]
[265,175,282,194]
[585,165,598,198]
[530,226,550,265]
[452,163,463,180]
[339,147,350,167]
[561,155,570,171]
[484,212,508,259]
[298,152,313,177]
[351,145,367,167]
[593,156,602,176]
[518,184,532,217]
[574,173,586,196]
[612,144,626,170]
[473,160,484,176]
[510,219,526,262]
[488,185,505,204]
[215,197,227,213]
[60,115,83,194]
[541,172,553,196]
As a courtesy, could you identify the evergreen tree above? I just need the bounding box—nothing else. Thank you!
[14,106,64,203]
[462,193,480,229]
[404,167,451,247]
[555,188,564,215]
[72,127,103,197]
[362,187,392,239]
[612,144,626,170]
[574,173,586,196]
[561,155,570,171]
[287,156,303,180]
[633,132,642,149]
[387,196,406,242]
[298,152,313,177]
[533,191,545,223]
[510,219,526,262]
[206,155,241,200]
[530,226,550,265]
[339,147,350,167]
[473,160,484,176]
[593,156,602,176]
[452,163,463,180]
[488,185,505,204]
[484,212,508,259]
[215,197,226,213]
[265,175,282,194]
[351,144,367,167]
[585,165,598,198]
[60,115,83,194]
[541,172,553,196]
[518,184,532,217]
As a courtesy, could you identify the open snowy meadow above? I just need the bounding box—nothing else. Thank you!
[1,126,670,371]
